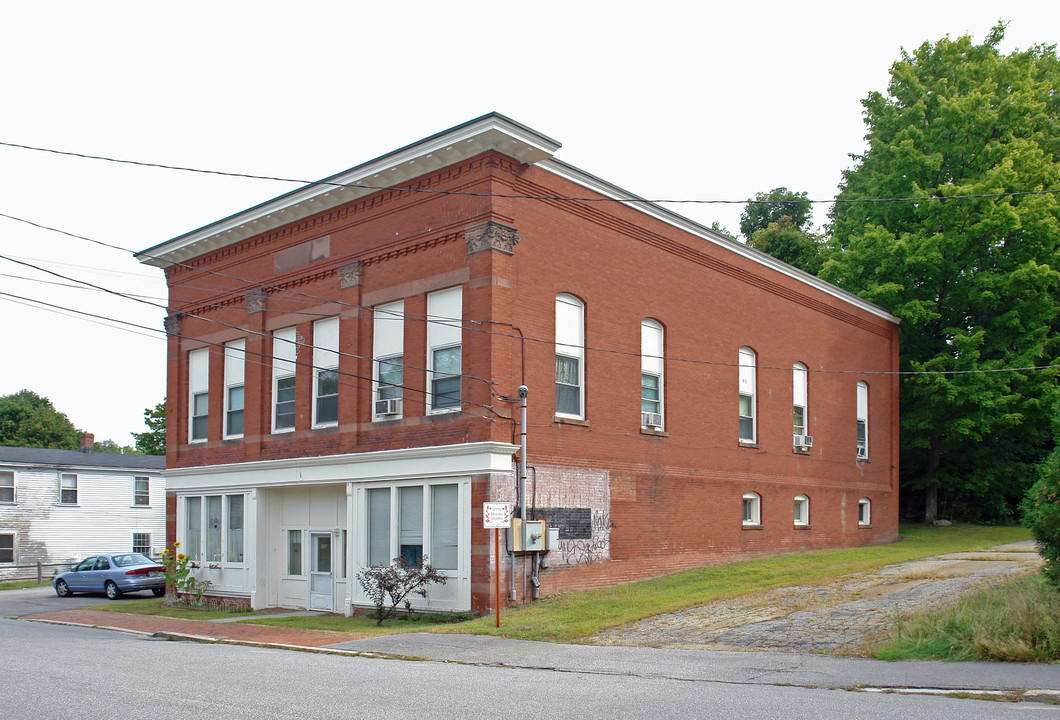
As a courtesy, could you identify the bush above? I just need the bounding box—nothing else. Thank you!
[1022,452,1060,589]
[357,556,446,625]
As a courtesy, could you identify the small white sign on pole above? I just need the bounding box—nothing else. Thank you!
[483,502,513,529]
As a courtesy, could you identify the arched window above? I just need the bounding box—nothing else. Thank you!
[742,491,761,526]
[555,294,585,418]
[793,362,808,448]
[738,347,756,442]
[793,494,809,526]
[858,497,871,526]
[641,319,664,429]
[856,381,869,458]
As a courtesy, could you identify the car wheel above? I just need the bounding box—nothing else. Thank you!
[152,587,165,597]
[105,581,122,600]
[55,579,72,598]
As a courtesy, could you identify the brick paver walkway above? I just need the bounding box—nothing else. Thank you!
[25,609,370,648]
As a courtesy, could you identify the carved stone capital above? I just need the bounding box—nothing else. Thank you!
[246,289,267,314]
[338,261,363,289]
[163,314,182,337]
[466,221,520,256]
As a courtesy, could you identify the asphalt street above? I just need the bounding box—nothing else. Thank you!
[3,616,1056,719]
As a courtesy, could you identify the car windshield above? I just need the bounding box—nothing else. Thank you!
[112,553,154,567]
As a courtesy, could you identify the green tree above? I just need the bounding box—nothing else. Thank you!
[823,25,1060,523]
[133,400,166,456]
[1022,403,1060,588]
[739,187,812,240]
[93,438,138,454]
[747,216,824,274]
[0,390,80,449]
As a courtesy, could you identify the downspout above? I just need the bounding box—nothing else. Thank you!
[510,385,529,604]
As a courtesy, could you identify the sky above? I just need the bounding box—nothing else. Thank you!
[1,1,1057,446]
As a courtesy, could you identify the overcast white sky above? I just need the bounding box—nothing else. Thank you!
[1,1,1057,446]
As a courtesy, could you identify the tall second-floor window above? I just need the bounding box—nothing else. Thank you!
[738,347,756,442]
[273,327,297,432]
[189,348,209,442]
[313,317,339,427]
[555,294,585,418]
[224,339,245,438]
[428,287,462,411]
[641,319,663,429]
[793,362,808,441]
[857,381,869,458]
[373,300,404,419]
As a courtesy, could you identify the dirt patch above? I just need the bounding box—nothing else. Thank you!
[589,542,1042,654]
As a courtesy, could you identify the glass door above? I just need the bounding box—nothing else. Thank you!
[308,533,333,611]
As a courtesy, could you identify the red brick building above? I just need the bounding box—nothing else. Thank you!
[137,113,899,613]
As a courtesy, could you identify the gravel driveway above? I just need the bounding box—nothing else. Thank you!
[589,541,1042,654]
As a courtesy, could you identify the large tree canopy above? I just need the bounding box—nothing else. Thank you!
[739,187,812,240]
[747,216,824,275]
[823,25,1060,522]
[0,389,80,450]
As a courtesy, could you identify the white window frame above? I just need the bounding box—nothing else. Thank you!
[364,480,463,572]
[373,300,405,420]
[857,381,869,459]
[188,347,209,443]
[224,339,246,439]
[0,532,14,564]
[132,532,152,555]
[59,473,77,505]
[794,494,809,526]
[641,319,664,429]
[272,326,297,433]
[132,476,150,507]
[312,317,340,428]
[181,494,248,566]
[742,491,761,526]
[0,470,13,504]
[427,287,462,414]
[286,528,303,576]
[739,347,756,443]
[858,498,871,526]
[555,294,585,419]
[793,362,808,440]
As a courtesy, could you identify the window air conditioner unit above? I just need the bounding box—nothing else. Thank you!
[374,398,402,416]
[642,412,663,429]
[794,434,813,449]
[857,446,868,459]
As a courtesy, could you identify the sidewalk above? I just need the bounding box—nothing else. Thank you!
[24,608,1060,702]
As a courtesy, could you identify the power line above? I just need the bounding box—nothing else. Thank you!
[2,139,1058,206]
[2,213,1056,379]
[0,288,506,422]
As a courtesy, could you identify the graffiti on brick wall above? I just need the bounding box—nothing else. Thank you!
[556,510,613,565]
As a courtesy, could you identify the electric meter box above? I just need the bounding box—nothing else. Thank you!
[507,518,547,552]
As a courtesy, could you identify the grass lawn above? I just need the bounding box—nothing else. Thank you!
[0,580,49,591]
[870,574,1060,662]
[247,523,1032,643]
[86,597,257,621]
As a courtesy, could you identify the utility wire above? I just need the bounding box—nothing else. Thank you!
[0,288,505,422]
[2,139,1058,206]
[2,215,1057,379]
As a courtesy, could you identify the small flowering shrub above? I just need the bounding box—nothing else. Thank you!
[357,556,446,625]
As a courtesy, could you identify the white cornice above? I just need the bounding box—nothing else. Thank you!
[135,114,560,269]
[164,441,519,492]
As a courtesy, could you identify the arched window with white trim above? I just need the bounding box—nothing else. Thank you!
[742,491,761,526]
[793,362,808,449]
[739,347,756,442]
[555,294,585,418]
[793,494,809,526]
[641,319,664,429]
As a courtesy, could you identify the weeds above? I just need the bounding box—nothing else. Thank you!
[871,574,1060,662]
